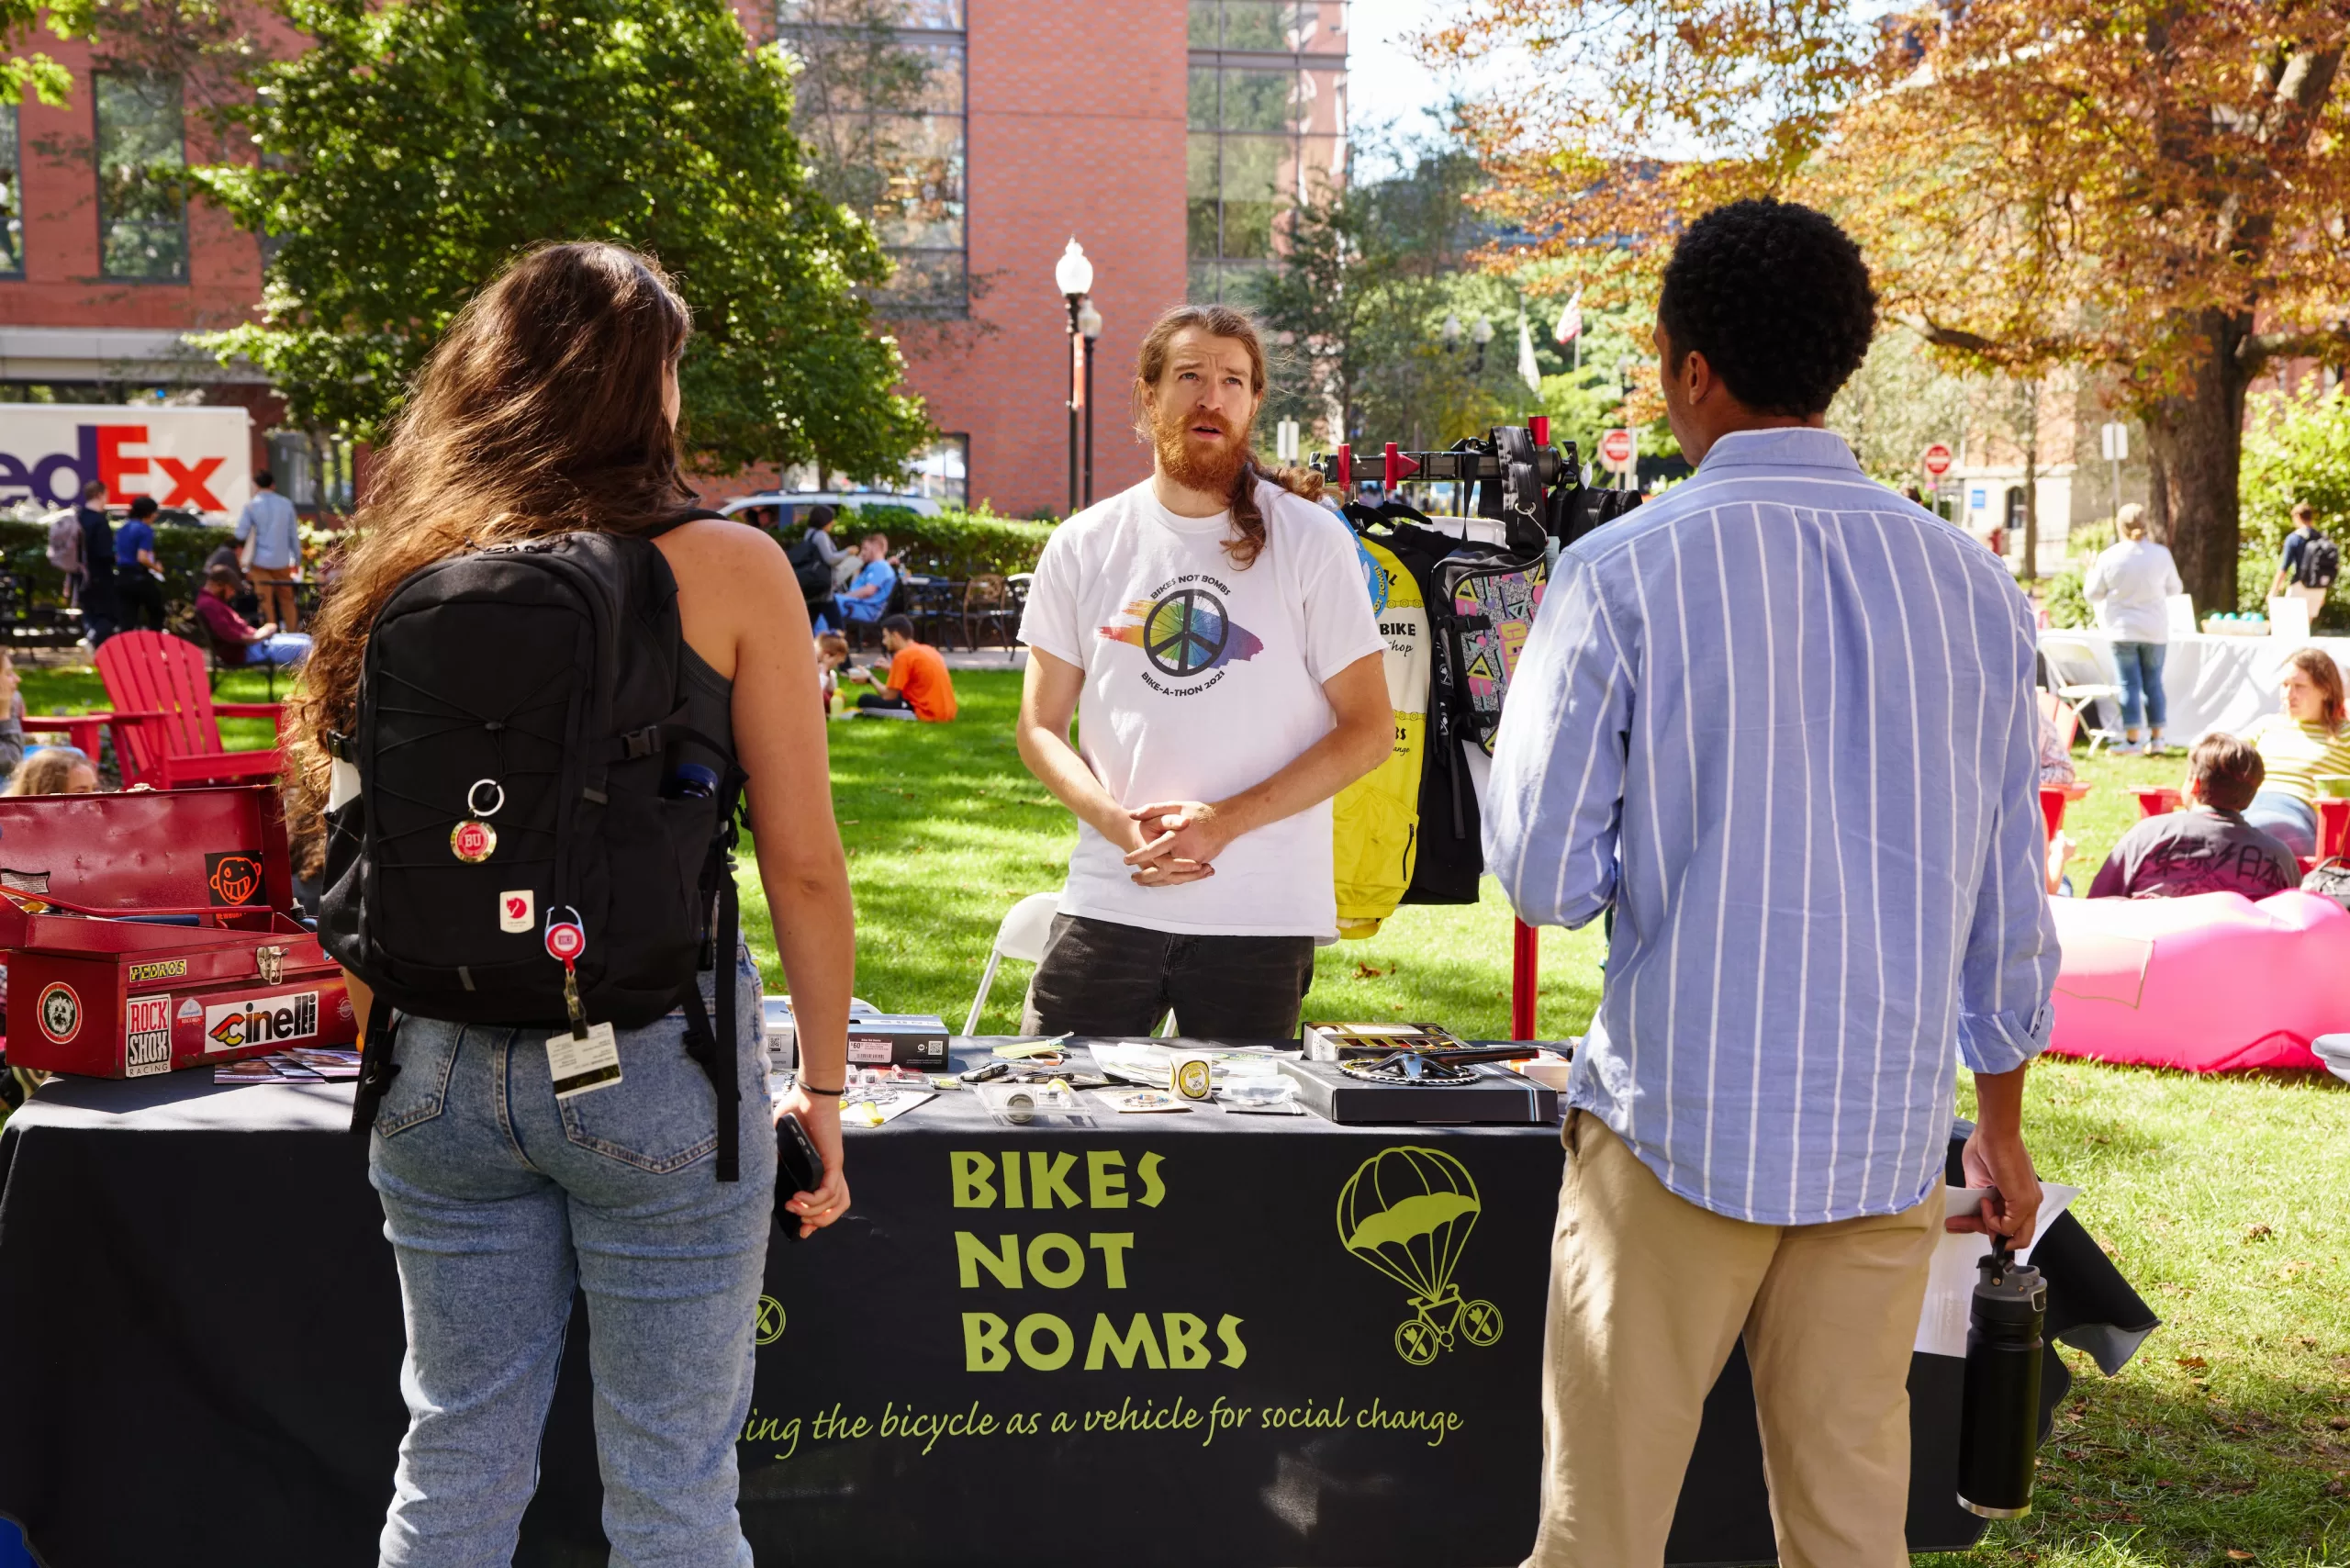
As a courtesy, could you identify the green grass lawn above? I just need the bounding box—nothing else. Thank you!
[22,656,2350,1563]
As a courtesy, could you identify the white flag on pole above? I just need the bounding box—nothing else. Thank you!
[1517,313,1543,394]
[1552,287,1583,347]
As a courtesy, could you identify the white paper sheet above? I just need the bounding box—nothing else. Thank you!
[1914,1183,2079,1358]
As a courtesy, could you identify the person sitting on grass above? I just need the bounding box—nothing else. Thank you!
[2088,734,2300,900]
[845,613,957,722]
[2238,646,2350,857]
[195,565,314,667]
[824,532,898,632]
[814,631,850,714]
[4,747,99,796]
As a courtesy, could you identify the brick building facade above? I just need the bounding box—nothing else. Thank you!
[0,1,1346,518]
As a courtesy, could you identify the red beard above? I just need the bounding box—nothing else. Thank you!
[1153,399,1252,495]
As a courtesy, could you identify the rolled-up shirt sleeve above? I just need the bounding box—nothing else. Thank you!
[1957,620,2061,1073]
[1484,554,1632,930]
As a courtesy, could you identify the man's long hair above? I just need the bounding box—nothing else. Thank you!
[1130,304,1322,569]
[286,241,696,817]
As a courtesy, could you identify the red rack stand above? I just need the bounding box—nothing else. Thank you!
[1510,918,1539,1041]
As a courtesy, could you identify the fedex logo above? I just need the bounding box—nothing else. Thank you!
[0,406,252,516]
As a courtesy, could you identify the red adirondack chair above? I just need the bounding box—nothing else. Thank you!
[94,632,285,789]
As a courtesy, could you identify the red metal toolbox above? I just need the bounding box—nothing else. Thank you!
[0,786,357,1077]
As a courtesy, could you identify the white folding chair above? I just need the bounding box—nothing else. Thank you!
[960,890,1179,1037]
[2037,633,2127,752]
[963,892,1062,1036]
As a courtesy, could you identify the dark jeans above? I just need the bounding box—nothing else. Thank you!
[856,692,912,713]
[78,572,119,647]
[116,566,166,632]
[1022,913,1316,1040]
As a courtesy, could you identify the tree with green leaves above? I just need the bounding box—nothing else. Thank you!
[0,1,85,106]
[190,0,929,480]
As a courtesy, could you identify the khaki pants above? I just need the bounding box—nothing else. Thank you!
[1524,1112,1943,1568]
[250,565,299,631]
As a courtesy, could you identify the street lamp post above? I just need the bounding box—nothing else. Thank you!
[1471,315,1494,375]
[1078,298,1103,509]
[1054,238,1095,517]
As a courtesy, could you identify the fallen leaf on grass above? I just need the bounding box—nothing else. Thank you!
[1352,962,1389,980]
[2277,1260,2312,1281]
[2084,1133,2110,1146]
[2177,1355,2210,1370]
[2244,1222,2273,1241]
[2329,1417,2349,1431]
[2228,1552,2255,1562]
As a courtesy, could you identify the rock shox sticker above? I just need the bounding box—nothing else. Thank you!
[125,994,173,1077]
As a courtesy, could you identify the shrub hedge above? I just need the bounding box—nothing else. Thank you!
[821,503,1056,578]
[0,518,235,612]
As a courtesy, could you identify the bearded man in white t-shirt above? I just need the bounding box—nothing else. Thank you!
[1013,304,1391,1038]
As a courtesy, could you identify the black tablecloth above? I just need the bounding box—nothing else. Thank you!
[0,1049,2155,1567]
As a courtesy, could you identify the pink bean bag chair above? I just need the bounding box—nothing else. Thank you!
[2045,890,2350,1072]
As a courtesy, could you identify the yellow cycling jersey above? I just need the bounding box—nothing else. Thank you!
[1334,532,1427,937]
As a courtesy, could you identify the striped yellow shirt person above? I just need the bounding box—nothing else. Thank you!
[2244,713,2350,804]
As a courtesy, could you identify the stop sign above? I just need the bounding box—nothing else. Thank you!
[1600,428,1634,467]
[1921,442,1954,477]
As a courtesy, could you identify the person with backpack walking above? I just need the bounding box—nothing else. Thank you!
[1013,303,1391,1038]
[293,241,855,1566]
[43,506,80,609]
[2083,503,2183,754]
[2269,502,2337,625]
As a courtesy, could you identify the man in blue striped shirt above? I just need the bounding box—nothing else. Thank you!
[1488,199,2058,1567]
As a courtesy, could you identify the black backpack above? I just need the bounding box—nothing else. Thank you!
[322,514,753,1179]
[786,532,834,601]
[2302,534,2339,590]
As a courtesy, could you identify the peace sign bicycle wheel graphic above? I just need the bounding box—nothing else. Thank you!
[1143,588,1231,678]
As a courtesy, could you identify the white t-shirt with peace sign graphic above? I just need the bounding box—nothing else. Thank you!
[1019,477,1386,938]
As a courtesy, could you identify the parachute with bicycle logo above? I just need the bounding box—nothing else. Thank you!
[1336,1146,1504,1365]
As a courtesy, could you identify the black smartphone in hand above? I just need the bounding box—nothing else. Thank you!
[775,1112,824,1240]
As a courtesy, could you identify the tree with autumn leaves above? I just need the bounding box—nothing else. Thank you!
[1432,1,2348,613]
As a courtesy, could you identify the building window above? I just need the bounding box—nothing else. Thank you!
[0,106,19,276]
[265,430,355,511]
[781,0,968,317]
[1187,1,1347,303]
[907,434,968,504]
[95,72,187,282]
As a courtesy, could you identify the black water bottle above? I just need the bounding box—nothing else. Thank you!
[1957,1239,2047,1518]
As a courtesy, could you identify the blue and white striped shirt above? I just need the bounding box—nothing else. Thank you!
[1486,429,2058,1226]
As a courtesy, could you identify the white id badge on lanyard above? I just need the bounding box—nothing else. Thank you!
[547,1022,622,1098]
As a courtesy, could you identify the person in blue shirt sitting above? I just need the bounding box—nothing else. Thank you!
[826,532,898,631]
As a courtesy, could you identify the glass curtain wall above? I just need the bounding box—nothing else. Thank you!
[1186,0,1347,303]
[95,72,187,281]
[780,0,968,315]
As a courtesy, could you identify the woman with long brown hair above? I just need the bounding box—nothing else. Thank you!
[1010,302,1390,1037]
[2241,644,2350,857]
[297,241,852,1564]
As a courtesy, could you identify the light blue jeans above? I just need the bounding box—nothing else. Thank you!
[2245,789,2319,858]
[250,632,312,666]
[2112,639,2166,730]
[368,950,774,1568]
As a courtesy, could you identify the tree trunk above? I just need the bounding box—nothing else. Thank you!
[2143,308,2253,617]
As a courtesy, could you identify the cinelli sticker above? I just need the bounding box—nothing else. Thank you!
[204,991,321,1052]
[124,994,173,1078]
[128,958,189,984]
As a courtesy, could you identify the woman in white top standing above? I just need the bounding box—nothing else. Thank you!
[2082,503,2184,755]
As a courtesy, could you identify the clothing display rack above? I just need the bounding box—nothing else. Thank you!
[1316,420,1646,1038]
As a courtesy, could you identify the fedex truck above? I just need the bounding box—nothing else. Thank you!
[0,404,252,521]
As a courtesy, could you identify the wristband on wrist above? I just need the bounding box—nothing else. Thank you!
[799,1081,846,1097]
